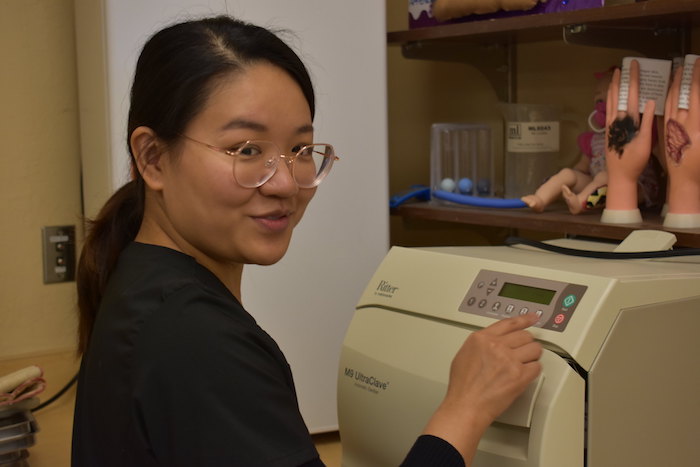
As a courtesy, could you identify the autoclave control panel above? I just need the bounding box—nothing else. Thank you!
[459,269,587,332]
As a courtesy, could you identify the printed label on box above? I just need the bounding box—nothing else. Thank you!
[678,54,699,110]
[618,57,671,116]
[506,121,560,153]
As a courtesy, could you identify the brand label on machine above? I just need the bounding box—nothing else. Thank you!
[343,367,390,395]
[374,280,399,298]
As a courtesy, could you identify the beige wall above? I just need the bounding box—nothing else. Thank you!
[0,0,81,358]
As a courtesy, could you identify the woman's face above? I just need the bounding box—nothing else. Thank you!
[151,63,316,269]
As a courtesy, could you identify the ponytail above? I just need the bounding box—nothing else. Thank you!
[76,178,144,354]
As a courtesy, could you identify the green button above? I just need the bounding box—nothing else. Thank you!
[563,294,577,307]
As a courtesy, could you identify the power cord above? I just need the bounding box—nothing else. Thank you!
[31,372,78,412]
[504,236,700,260]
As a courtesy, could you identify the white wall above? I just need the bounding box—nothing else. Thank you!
[75,0,389,431]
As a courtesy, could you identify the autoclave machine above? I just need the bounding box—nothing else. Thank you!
[337,236,700,466]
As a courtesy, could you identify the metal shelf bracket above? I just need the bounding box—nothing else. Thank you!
[562,22,688,59]
[401,40,517,103]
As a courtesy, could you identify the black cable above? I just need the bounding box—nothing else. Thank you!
[31,371,79,412]
[504,236,700,260]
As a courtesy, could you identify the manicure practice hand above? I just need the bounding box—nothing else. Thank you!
[663,60,700,214]
[605,60,656,210]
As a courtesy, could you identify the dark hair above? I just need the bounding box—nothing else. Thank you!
[77,16,315,354]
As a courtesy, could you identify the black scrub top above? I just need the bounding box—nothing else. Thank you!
[72,242,320,466]
[71,242,464,467]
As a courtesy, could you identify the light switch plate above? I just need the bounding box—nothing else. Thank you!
[42,225,76,284]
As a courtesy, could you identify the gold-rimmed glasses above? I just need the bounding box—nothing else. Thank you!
[181,134,338,188]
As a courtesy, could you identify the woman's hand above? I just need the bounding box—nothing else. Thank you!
[423,313,542,464]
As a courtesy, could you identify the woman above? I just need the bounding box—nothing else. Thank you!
[72,16,542,466]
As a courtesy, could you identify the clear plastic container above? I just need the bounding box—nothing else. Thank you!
[501,103,561,198]
[430,123,494,198]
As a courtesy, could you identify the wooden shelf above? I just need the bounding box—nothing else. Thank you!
[392,202,700,248]
[387,0,700,248]
[388,0,700,47]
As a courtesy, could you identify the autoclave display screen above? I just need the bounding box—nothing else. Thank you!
[498,282,556,305]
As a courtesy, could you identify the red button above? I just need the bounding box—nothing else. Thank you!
[554,313,565,324]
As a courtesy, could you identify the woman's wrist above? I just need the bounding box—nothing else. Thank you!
[422,401,491,465]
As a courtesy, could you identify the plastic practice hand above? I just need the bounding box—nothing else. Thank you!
[604,61,656,211]
[663,60,700,215]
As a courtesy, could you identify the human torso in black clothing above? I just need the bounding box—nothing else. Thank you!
[71,242,320,467]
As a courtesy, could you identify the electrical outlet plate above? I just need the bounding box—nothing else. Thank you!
[42,225,76,284]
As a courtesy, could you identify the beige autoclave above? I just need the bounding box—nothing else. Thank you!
[337,237,700,466]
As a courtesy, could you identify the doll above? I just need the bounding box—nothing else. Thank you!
[521,70,612,213]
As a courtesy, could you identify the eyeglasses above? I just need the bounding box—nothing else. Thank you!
[180,134,338,188]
